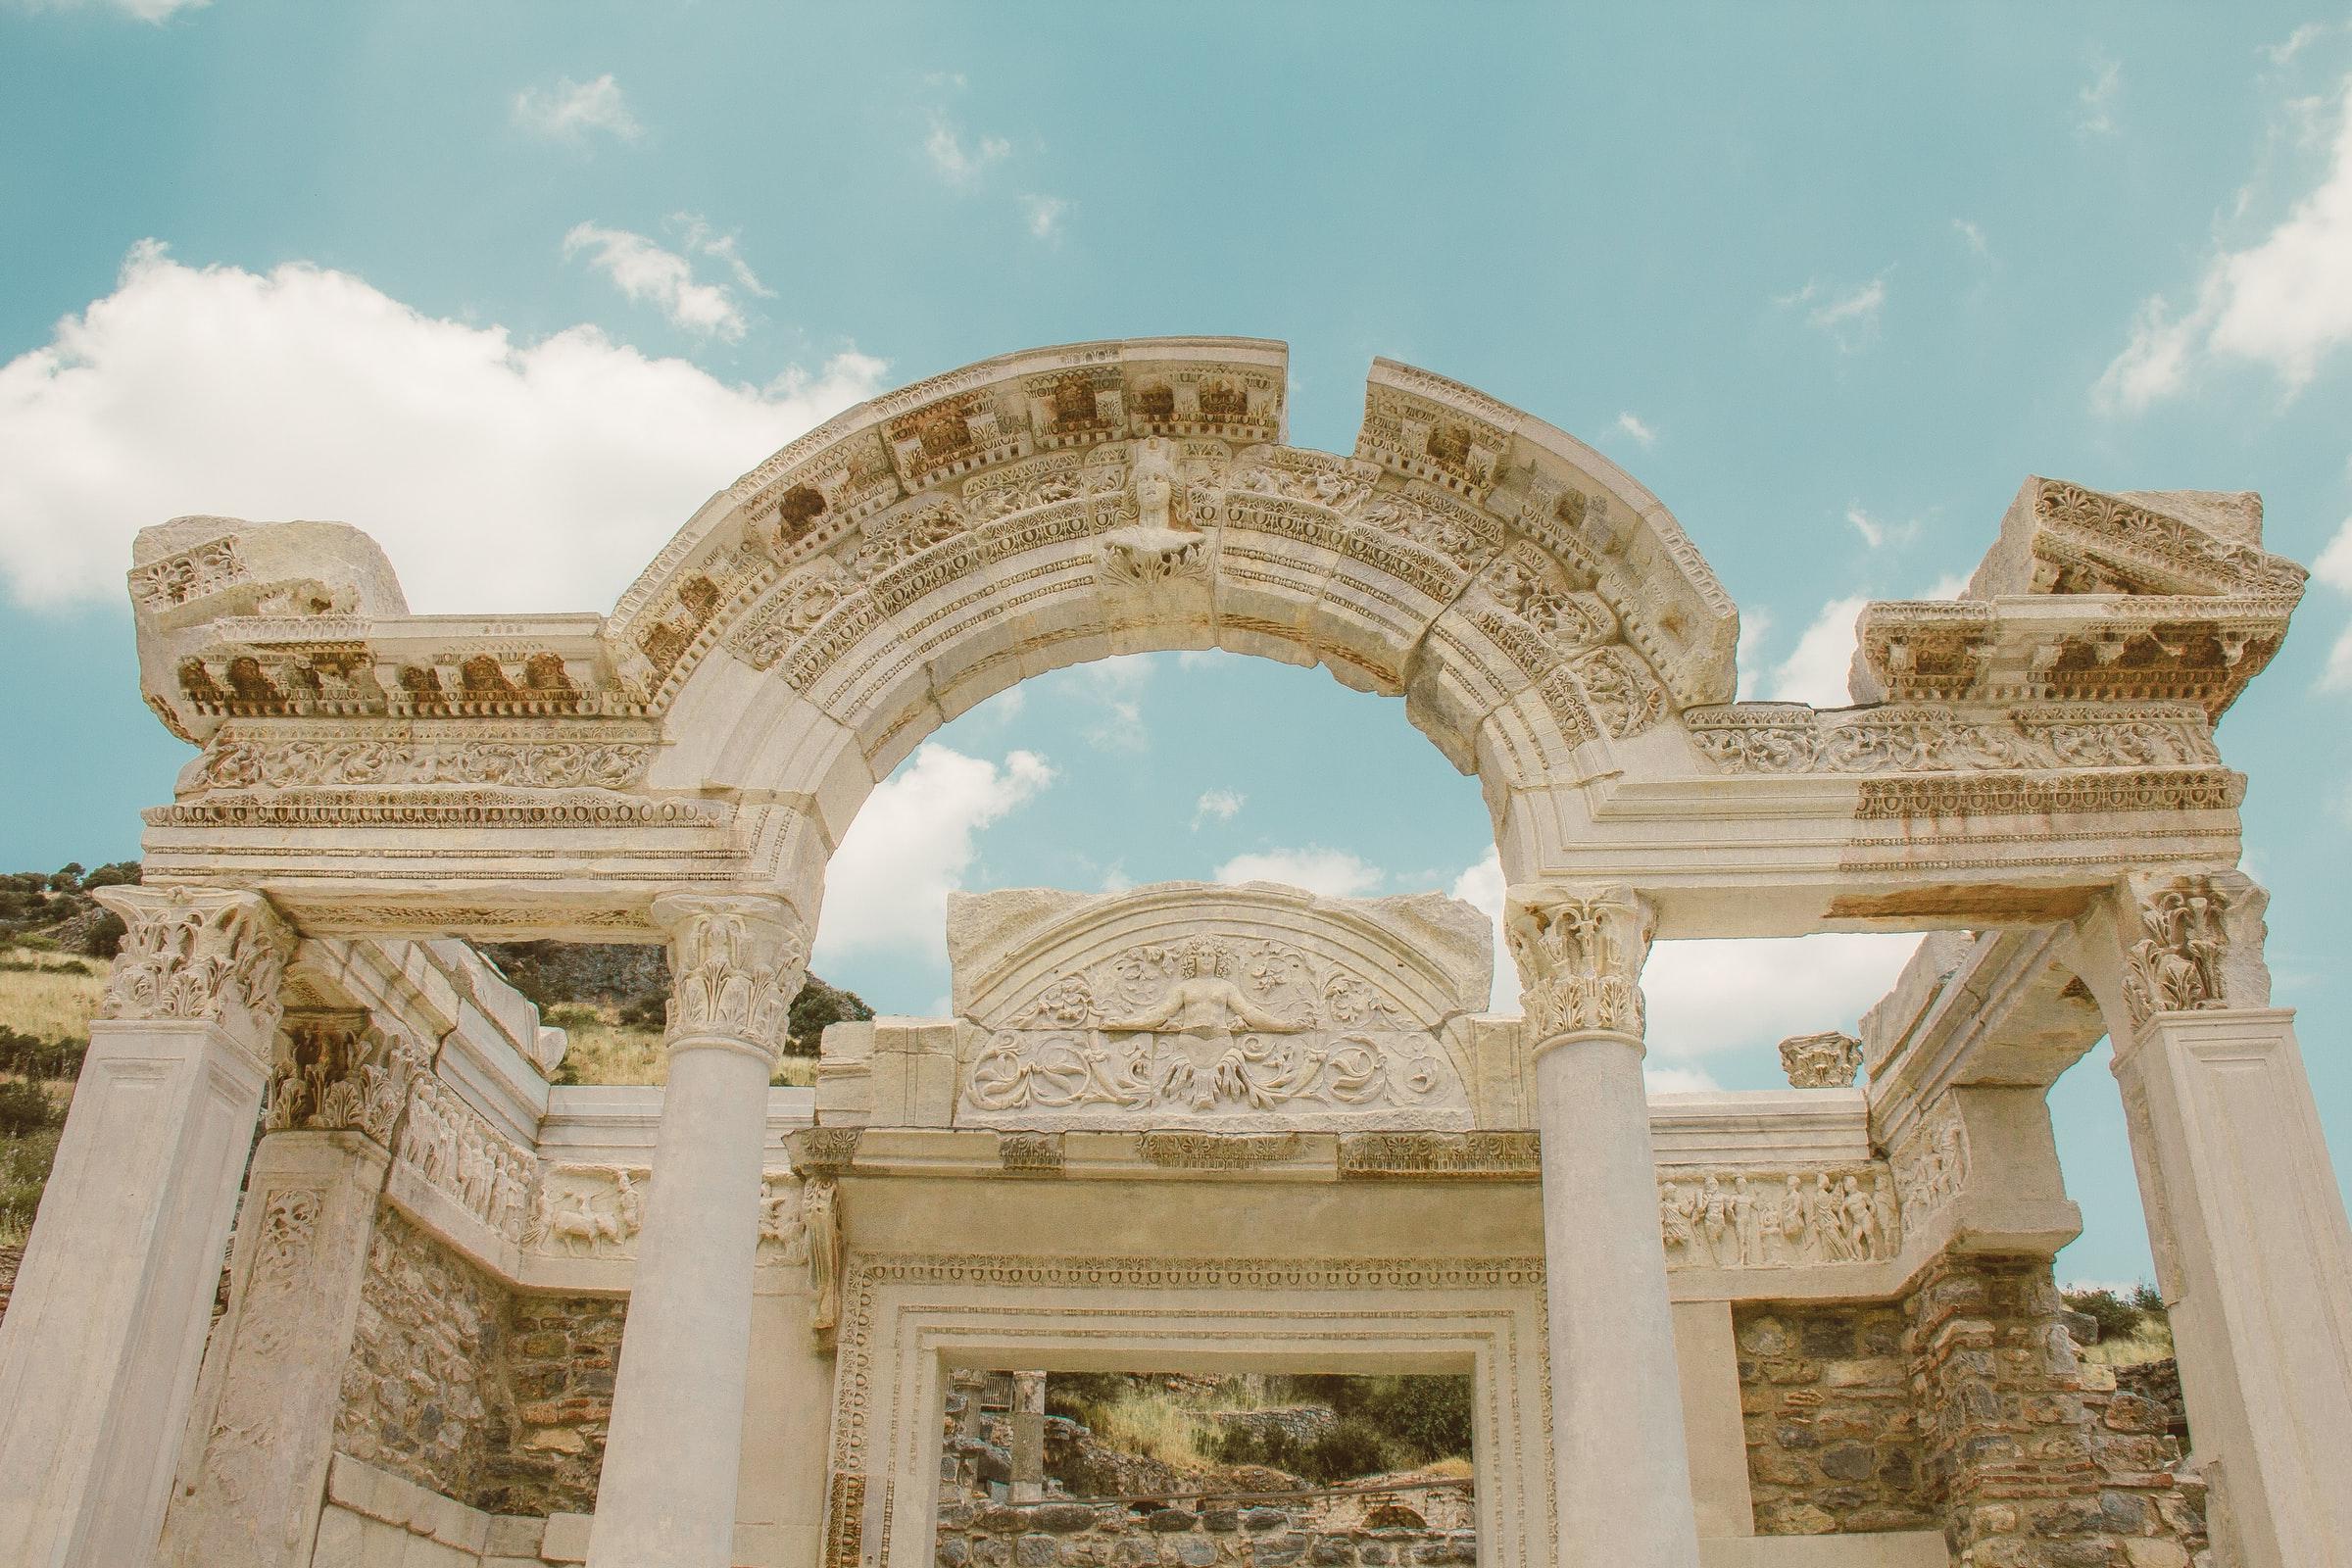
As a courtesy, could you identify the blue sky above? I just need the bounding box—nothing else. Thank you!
[4,1,2352,1285]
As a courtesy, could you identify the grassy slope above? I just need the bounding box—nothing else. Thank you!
[0,947,104,1247]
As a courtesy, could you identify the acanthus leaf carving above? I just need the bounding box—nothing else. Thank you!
[652,893,808,1060]
[2116,871,2265,1031]
[263,1008,428,1148]
[1777,1031,1863,1090]
[1505,884,1654,1042]
[91,886,292,1043]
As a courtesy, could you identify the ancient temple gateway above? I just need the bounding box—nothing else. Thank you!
[0,337,2346,1568]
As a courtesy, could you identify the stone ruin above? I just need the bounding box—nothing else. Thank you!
[0,338,2344,1568]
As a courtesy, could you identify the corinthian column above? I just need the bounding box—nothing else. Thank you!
[0,886,293,1568]
[589,893,808,1568]
[1506,884,1700,1567]
[2072,870,2352,1568]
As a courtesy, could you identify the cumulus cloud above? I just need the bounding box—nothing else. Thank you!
[925,114,1011,183]
[1614,412,1658,447]
[2096,72,2352,410]
[1644,935,1921,1064]
[1443,847,1919,1084]
[1191,789,1246,829]
[1022,195,1071,240]
[2079,58,2122,136]
[512,74,643,144]
[1644,1064,1722,1096]
[671,214,775,298]
[0,242,887,611]
[1216,847,1386,900]
[2316,516,2352,689]
[563,222,749,340]
[813,745,1054,964]
[1765,596,1869,707]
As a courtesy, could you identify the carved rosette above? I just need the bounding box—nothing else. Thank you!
[2114,870,2269,1034]
[263,1007,428,1148]
[1504,884,1655,1043]
[650,893,808,1061]
[91,885,293,1045]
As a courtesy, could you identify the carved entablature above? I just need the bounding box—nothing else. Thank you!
[942,881,1491,1132]
[1687,701,2224,775]
[1855,594,2295,721]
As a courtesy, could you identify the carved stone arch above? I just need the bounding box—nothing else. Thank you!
[626,339,1740,871]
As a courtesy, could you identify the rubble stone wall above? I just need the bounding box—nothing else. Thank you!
[936,1498,1474,1568]
[1905,1254,2207,1567]
[331,1199,623,1518]
[1733,1301,1934,1535]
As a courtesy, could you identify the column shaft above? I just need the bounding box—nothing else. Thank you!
[589,894,807,1568]
[1506,884,1701,1568]
[0,887,288,1568]
[1534,1034,1703,1566]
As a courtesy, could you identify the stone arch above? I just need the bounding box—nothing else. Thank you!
[617,339,1739,887]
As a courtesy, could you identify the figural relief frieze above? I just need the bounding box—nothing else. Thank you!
[525,1164,647,1256]
[957,932,1473,1131]
[1889,1102,1970,1228]
[1658,1165,1901,1269]
[91,886,293,1042]
[396,1068,532,1246]
[1505,885,1654,1042]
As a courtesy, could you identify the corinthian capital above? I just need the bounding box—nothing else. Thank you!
[91,886,294,1044]
[650,893,808,1061]
[2111,869,2271,1033]
[1504,883,1656,1043]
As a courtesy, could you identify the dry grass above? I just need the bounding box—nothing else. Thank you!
[0,949,107,1043]
[1088,1390,1217,1471]
[2082,1316,2176,1367]
[545,1003,815,1087]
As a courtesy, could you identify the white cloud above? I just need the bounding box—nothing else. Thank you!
[2097,71,2352,410]
[1644,935,1922,1064]
[0,242,887,611]
[1450,848,1513,1009]
[1952,218,1990,259]
[813,745,1054,964]
[671,214,775,299]
[1049,656,1154,753]
[1766,596,1868,707]
[9,0,206,20]
[1191,789,1246,829]
[1022,195,1071,240]
[2079,58,2122,135]
[1733,608,1775,702]
[1644,1064,1721,1096]
[2316,516,2352,689]
[1443,846,1920,1070]
[1216,847,1386,900]
[925,114,1011,183]
[1844,505,1919,552]
[563,222,749,340]
[1778,275,1887,349]
[2264,24,2332,69]
[1614,412,1658,447]
[512,74,643,144]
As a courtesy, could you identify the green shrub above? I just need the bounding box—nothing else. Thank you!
[0,1081,55,1138]
[2062,1286,2146,1343]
